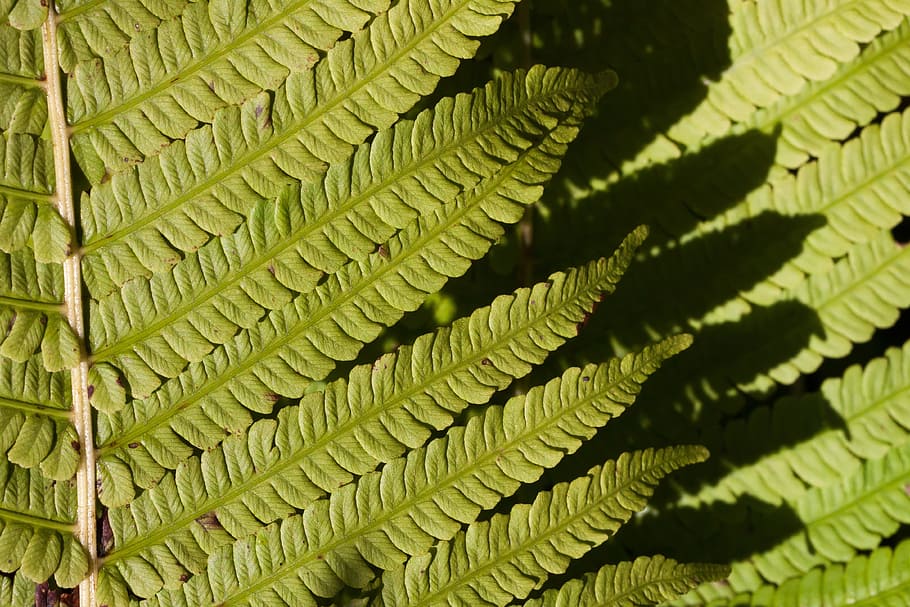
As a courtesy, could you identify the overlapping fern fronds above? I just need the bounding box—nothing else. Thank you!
[0,1,727,607]
[459,1,910,606]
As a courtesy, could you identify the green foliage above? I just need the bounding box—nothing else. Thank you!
[436,1,910,606]
[0,1,731,607]
[7,0,910,605]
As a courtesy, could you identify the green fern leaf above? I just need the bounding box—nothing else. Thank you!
[0,355,76,480]
[693,339,910,508]
[124,331,684,605]
[673,0,910,155]
[608,228,910,433]
[523,555,729,607]
[0,570,34,607]
[54,0,192,72]
[92,81,616,504]
[85,66,613,407]
[1,1,730,604]
[0,81,45,134]
[762,19,910,169]
[6,0,45,31]
[79,0,520,296]
[379,446,709,607]
[67,0,391,178]
[697,439,910,599]
[700,539,910,607]
[98,242,647,597]
[718,105,910,294]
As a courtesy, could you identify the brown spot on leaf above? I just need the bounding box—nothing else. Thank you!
[128,442,139,449]
[71,440,80,452]
[86,385,95,399]
[196,511,223,531]
[377,243,389,259]
[481,358,491,366]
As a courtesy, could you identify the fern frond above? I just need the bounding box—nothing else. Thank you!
[1,30,40,80]
[378,447,709,607]
[523,555,728,607]
[765,19,910,169]
[691,339,910,508]
[79,0,519,296]
[0,133,76,369]
[103,332,680,602]
[662,17,910,173]
[0,132,64,258]
[67,0,391,177]
[85,66,613,405]
[700,539,910,607]
[612,102,910,326]
[676,0,910,150]
[777,232,910,377]
[91,108,619,502]
[0,252,80,370]
[138,447,705,607]
[730,106,910,295]
[54,0,191,72]
[619,228,910,427]
[0,460,87,587]
[713,439,910,596]
[95,224,644,506]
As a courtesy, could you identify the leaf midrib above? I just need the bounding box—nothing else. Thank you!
[82,0,475,254]
[0,184,53,201]
[848,572,910,607]
[0,72,46,88]
[0,507,74,532]
[0,397,71,419]
[0,295,63,312]
[809,238,909,314]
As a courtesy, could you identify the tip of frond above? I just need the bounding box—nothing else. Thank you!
[687,562,732,584]
[627,224,649,245]
[685,444,711,464]
[663,333,694,354]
